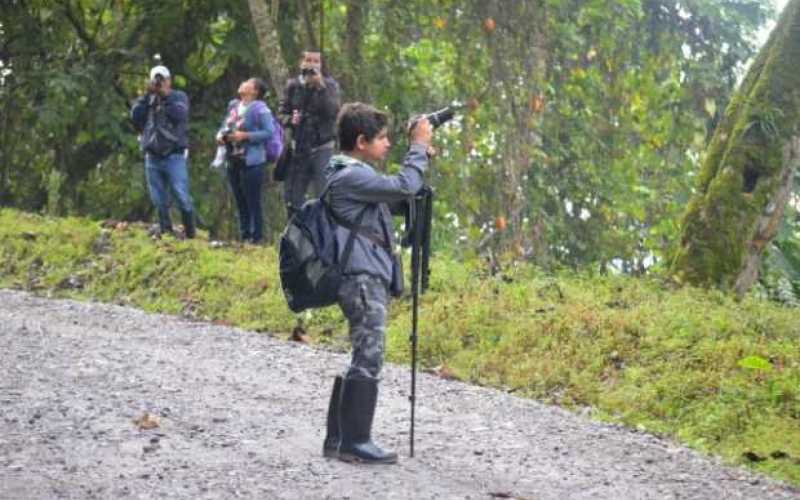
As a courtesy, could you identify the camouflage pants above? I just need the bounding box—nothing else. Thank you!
[337,274,389,380]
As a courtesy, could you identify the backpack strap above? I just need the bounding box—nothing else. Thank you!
[322,164,391,250]
[338,203,369,272]
[319,163,376,269]
[329,208,389,249]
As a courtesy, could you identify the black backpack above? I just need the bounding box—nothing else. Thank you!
[278,189,366,313]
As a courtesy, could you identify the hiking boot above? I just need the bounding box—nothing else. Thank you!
[337,377,397,464]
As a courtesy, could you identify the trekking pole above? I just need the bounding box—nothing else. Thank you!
[409,190,423,458]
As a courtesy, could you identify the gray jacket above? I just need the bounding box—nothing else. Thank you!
[323,144,429,287]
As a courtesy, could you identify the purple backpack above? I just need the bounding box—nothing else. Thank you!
[252,101,284,164]
[238,100,283,164]
[266,112,285,163]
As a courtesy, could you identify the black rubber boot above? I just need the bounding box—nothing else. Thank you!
[323,375,343,458]
[181,210,196,239]
[337,377,398,464]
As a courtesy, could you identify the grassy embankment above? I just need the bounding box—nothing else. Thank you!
[1,208,798,485]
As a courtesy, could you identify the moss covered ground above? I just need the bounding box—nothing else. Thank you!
[1,208,799,485]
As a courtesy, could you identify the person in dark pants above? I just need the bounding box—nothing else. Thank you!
[321,103,434,464]
[278,50,341,216]
[131,65,195,238]
[216,78,276,244]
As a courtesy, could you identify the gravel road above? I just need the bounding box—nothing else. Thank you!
[0,289,797,499]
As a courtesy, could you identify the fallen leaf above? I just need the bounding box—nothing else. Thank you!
[133,412,160,430]
[290,326,310,344]
[428,364,460,381]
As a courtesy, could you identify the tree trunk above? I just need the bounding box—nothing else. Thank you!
[340,0,369,101]
[670,0,800,294]
[485,0,548,255]
[297,0,319,50]
[247,0,289,96]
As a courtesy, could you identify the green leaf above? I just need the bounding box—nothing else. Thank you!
[737,355,773,372]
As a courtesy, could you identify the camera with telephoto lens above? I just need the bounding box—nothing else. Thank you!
[301,67,318,78]
[409,103,464,132]
[424,107,456,128]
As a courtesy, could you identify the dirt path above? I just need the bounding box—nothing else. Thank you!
[0,289,797,499]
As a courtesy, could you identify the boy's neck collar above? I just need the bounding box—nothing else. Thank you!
[341,151,372,165]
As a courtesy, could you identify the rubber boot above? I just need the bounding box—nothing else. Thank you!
[337,377,398,464]
[323,376,343,458]
[181,209,196,239]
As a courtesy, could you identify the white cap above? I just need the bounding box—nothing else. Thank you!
[149,65,171,80]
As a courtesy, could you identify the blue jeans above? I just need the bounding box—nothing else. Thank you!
[145,152,194,232]
[227,158,266,243]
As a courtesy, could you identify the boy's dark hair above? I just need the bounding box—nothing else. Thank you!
[252,78,268,99]
[337,102,389,151]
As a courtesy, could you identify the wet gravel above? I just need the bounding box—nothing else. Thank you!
[0,289,798,499]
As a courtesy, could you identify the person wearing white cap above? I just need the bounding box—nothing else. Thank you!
[131,64,196,238]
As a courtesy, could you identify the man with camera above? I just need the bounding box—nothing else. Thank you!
[320,103,433,464]
[278,50,341,216]
[131,65,195,238]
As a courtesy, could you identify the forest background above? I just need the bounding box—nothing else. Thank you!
[2,0,799,302]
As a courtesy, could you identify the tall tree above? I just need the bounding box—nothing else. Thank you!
[340,0,369,100]
[671,0,800,294]
[247,0,289,95]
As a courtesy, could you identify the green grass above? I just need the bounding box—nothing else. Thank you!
[1,207,799,485]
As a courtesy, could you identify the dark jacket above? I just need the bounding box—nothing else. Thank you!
[323,144,429,286]
[131,90,190,151]
[278,76,340,154]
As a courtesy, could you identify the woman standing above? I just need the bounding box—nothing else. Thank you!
[216,78,275,244]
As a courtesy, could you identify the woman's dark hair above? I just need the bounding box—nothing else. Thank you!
[337,102,389,151]
[252,78,268,99]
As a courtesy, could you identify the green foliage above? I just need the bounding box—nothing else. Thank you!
[1,207,798,485]
[757,219,800,306]
[3,0,790,276]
